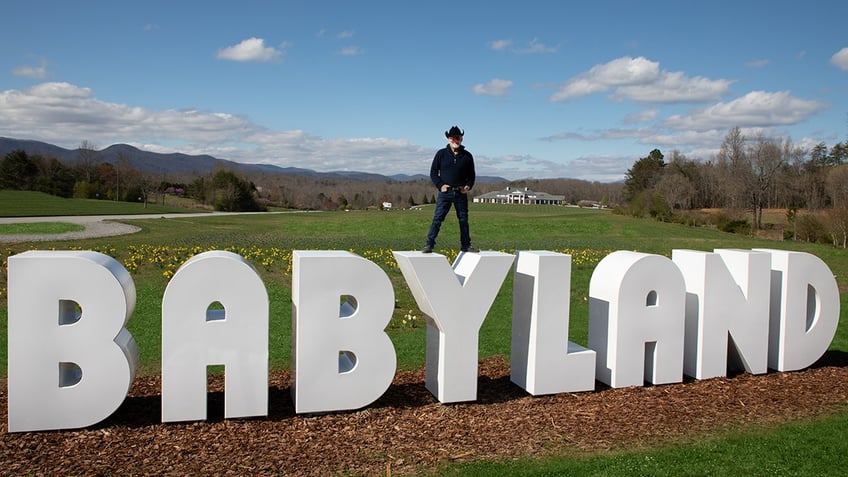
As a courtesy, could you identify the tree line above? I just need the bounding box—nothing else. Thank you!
[621,127,848,247]
[0,142,623,212]
[13,127,847,247]
[0,146,267,212]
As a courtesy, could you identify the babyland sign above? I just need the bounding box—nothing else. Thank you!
[6,247,840,432]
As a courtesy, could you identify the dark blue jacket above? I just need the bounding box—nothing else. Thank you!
[429,145,476,190]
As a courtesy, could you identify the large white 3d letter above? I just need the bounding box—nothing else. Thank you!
[588,251,685,388]
[7,251,139,432]
[291,251,396,413]
[755,249,840,371]
[672,249,770,379]
[161,251,269,422]
[393,251,515,403]
[511,251,595,394]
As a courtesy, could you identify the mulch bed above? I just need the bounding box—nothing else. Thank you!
[3,353,848,476]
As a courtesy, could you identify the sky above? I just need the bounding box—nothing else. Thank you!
[1,1,847,182]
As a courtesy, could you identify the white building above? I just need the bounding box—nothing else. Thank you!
[473,187,565,205]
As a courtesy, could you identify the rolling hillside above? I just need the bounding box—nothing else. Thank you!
[0,137,506,183]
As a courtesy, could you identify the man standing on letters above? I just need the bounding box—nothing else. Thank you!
[422,126,478,254]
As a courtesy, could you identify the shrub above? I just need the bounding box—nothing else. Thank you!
[705,211,751,235]
[795,214,832,244]
[672,210,713,227]
[620,190,671,221]
[721,219,751,235]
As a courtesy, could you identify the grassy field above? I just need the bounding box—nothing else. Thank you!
[0,221,84,234]
[2,191,848,475]
[443,410,848,476]
[0,190,206,217]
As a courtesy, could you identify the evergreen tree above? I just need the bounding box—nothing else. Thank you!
[623,149,665,201]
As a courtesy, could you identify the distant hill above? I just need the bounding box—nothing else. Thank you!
[0,137,507,183]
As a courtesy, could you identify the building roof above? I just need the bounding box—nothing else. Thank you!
[475,187,564,201]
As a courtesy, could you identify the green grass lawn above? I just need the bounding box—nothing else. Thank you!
[0,221,85,234]
[441,409,848,476]
[0,190,204,217]
[2,194,847,475]
[2,201,846,370]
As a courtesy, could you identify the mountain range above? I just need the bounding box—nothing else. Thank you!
[0,137,508,183]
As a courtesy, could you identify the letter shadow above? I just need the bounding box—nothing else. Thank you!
[66,346,848,431]
[811,349,848,368]
[88,365,541,430]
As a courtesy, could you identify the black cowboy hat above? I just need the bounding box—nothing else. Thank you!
[445,126,464,138]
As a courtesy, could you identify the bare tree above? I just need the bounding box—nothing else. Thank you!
[77,140,99,183]
[826,207,848,248]
[656,171,695,211]
[696,160,724,209]
[716,129,789,230]
[826,164,848,209]
[716,127,748,211]
[115,151,132,201]
[745,135,787,229]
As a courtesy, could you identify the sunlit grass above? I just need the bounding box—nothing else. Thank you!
[0,222,85,235]
[0,190,202,217]
[2,204,846,374]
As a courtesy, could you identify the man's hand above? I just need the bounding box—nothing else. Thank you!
[441,184,450,192]
[461,186,470,193]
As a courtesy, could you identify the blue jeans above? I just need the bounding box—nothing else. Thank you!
[426,190,471,249]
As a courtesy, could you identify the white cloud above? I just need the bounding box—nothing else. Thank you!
[216,37,284,62]
[542,89,825,157]
[567,155,636,182]
[551,56,659,101]
[0,82,255,146]
[0,81,436,176]
[641,129,728,148]
[551,56,732,104]
[613,71,734,103]
[831,47,848,71]
[474,154,556,179]
[662,90,825,131]
[489,39,512,51]
[5,79,829,183]
[471,79,513,96]
[337,30,354,39]
[12,62,48,79]
[246,131,429,173]
[624,108,659,123]
[28,82,91,98]
[541,127,655,143]
[523,154,633,182]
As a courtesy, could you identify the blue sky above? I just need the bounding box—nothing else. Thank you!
[2,1,847,181]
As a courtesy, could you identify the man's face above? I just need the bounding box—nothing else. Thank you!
[448,136,463,149]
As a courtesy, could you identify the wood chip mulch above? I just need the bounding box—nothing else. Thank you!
[3,353,848,476]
